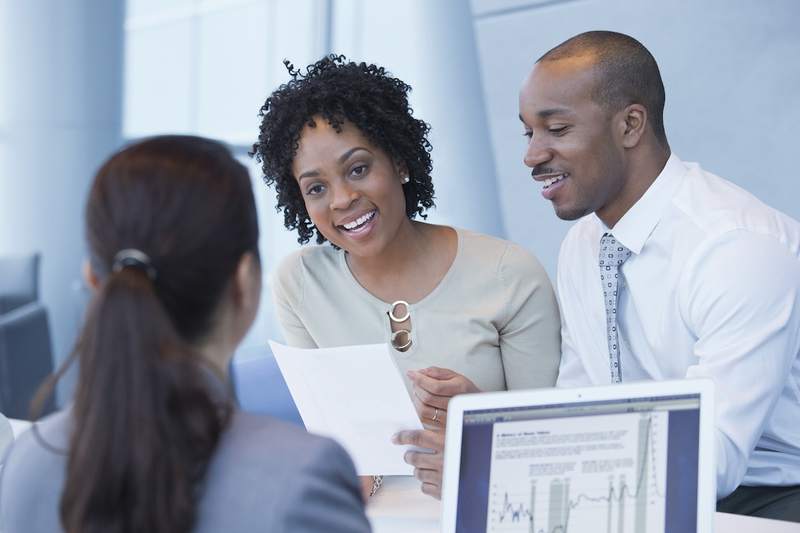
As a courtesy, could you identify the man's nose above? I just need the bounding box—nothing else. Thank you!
[523,136,552,168]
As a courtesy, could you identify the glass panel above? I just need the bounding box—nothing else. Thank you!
[126,0,195,21]
[195,2,270,144]
[123,18,195,137]
[124,0,326,142]
[270,0,325,86]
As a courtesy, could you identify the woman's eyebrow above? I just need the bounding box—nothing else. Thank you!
[338,146,371,164]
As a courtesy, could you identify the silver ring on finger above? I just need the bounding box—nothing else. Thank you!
[432,407,439,422]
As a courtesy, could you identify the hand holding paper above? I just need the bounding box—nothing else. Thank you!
[269,341,424,475]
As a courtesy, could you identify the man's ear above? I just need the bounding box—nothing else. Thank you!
[82,260,100,290]
[619,103,648,149]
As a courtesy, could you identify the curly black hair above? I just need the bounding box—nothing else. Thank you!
[252,54,435,245]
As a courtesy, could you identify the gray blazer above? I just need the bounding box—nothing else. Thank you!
[0,409,371,533]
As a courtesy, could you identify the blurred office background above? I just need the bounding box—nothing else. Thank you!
[0,0,798,408]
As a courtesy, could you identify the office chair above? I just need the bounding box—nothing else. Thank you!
[0,254,55,419]
[230,345,303,427]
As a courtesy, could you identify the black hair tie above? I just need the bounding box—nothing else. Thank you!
[112,249,157,280]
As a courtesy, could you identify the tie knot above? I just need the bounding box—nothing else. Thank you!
[599,233,632,268]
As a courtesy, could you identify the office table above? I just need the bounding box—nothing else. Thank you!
[367,476,800,533]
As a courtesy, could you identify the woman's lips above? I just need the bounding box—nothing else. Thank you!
[339,209,378,240]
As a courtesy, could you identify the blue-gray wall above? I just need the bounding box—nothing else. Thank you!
[0,0,125,404]
[472,0,800,278]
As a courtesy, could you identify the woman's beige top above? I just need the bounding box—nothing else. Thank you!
[269,228,561,392]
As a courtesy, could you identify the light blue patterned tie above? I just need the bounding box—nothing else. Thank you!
[599,233,632,383]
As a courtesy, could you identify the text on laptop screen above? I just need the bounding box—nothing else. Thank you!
[455,394,701,533]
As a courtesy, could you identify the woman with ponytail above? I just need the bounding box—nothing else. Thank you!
[0,136,371,533]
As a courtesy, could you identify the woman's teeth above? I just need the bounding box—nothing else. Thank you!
[543,174,566,189]
[342,210,376,230]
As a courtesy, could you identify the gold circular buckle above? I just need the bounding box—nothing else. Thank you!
[388,300,410,323]
[391,329,412,351]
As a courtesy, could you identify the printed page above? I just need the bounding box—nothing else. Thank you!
[269,341,423,475]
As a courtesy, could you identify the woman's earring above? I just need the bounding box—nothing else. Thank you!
[401,174,410,184]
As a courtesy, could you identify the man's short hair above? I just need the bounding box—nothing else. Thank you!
[538,31,667,145]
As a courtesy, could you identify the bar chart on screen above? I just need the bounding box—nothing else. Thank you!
[486,411,668,533]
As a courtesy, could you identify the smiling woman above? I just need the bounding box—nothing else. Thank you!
[252,55,562,500]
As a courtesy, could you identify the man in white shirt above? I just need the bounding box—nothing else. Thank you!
[519,30,800,522]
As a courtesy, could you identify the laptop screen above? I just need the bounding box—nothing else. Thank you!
[455,393,701,533]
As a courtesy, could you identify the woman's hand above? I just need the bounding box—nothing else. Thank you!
[392,367,479,499]
[407,367,480,429]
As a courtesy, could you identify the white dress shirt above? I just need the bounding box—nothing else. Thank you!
[555,153,800,498]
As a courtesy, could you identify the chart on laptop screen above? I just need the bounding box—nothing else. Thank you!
[485,411,668,533]
[453,394,702,533]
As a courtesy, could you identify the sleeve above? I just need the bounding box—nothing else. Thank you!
[554,303,593,388]
[497,243,562,389]
[279,438,372,533]
[268,252,317,349]
[554,234,594,388]
[679,230,800,498]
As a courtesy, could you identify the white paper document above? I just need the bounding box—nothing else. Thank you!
[269,341,424,475]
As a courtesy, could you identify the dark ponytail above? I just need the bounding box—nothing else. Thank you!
[42,136,259,533]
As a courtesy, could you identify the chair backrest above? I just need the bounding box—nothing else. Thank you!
[0,254,40,315]
[230,345,303,427]
[0,304,56,419]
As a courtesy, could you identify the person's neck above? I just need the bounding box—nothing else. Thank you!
[598,143,671,229]
[196,338,234,380]
[347,219,431,282]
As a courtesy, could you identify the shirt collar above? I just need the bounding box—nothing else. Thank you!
[595,153,687,254]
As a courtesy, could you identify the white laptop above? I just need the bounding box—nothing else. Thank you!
[441,380,715,533]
